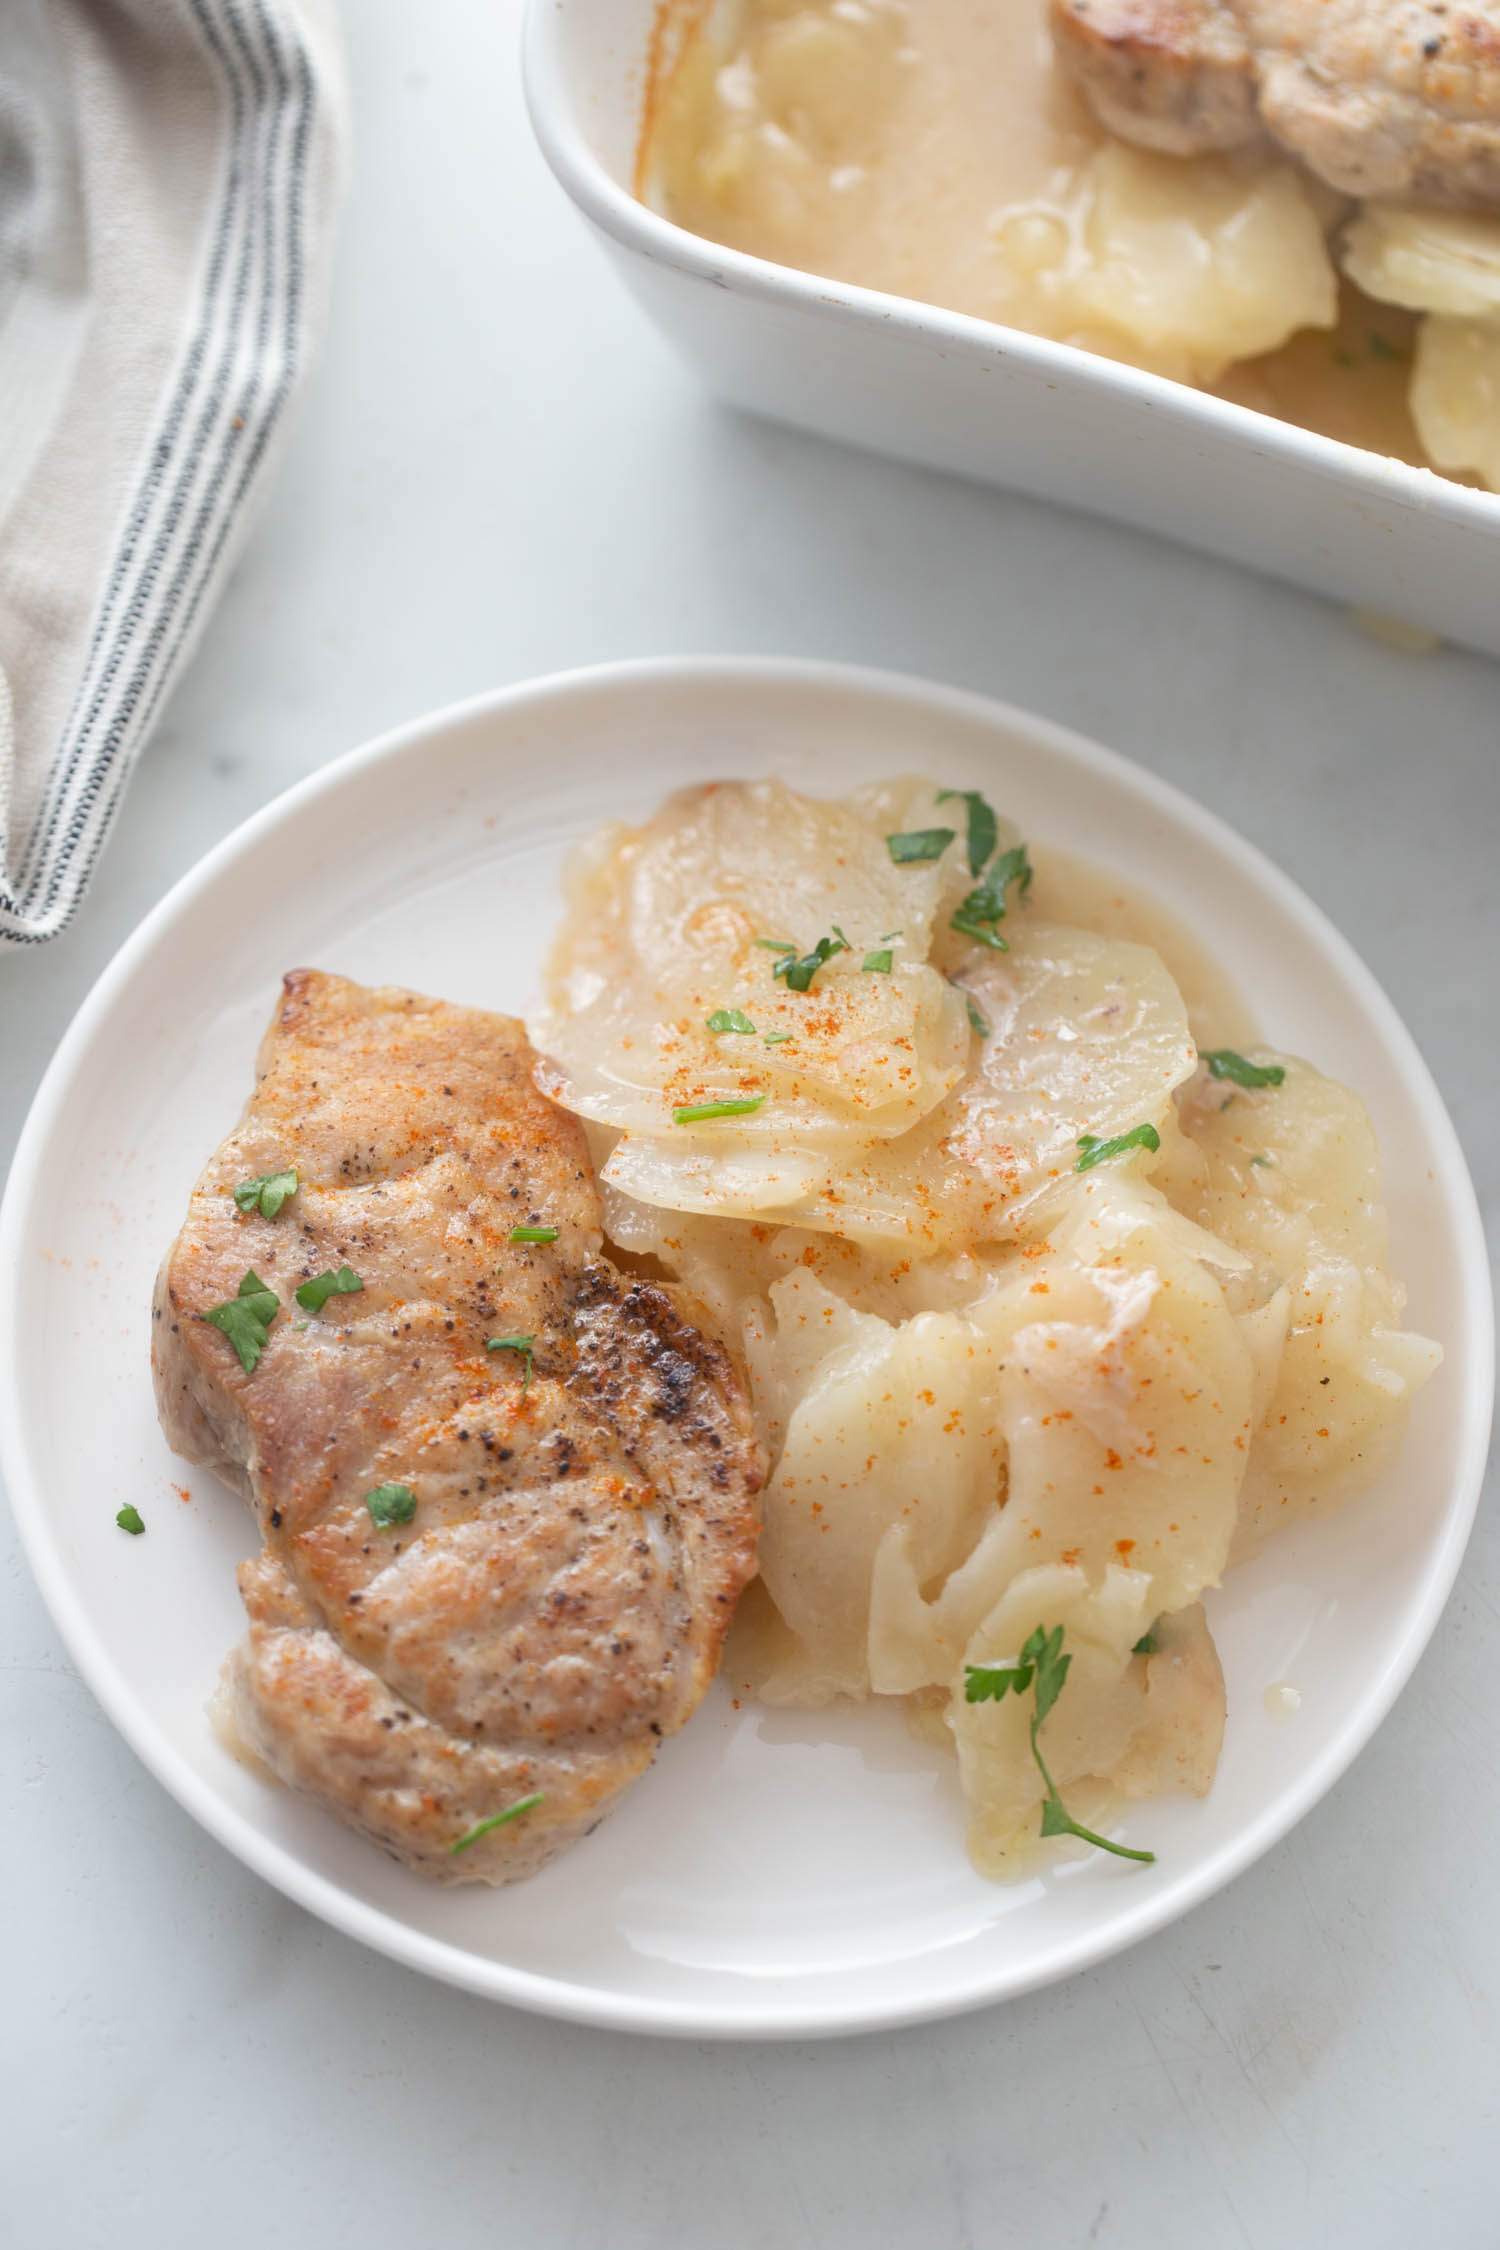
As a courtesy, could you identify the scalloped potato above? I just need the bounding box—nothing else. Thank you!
[1045,145,1337,386]
[532,779,969,1147]
[1174,1055,1442,1554]
[605,920,1197,1247]
[648,0,1334,387]
[644,0,1500,487]
[1341,205,1500,484]
[533,778,1439,1878]
[1343,205,1500,320]
[1406,316,1500,488]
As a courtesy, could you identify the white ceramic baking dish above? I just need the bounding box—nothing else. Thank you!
[523,0,1500,656]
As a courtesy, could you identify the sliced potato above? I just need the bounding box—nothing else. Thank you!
[1342,204,1500,319]
[533,779,970,1144]
[1112,1602,1225,1803]
[745,1269,1004,1702]
[1339,204,1500,492]
[1173,1056,1441,1552]
[866,1176,1252,1694]
[1056,147,1337,386]
[949,1579,1222,1877]
[605,922,1196,1249]
[1409,314,1500,491]
[948,1564,1155,1877]
[602,1178,1001,1332]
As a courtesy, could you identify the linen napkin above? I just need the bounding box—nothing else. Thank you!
[0,0,346,948]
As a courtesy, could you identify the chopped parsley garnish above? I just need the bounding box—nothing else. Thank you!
[1203,1049,1285,1089]
[706,1008,757,1035]
[487,1332,535,1390]
[862,949,893,974]
[672,1097,765,1124]
[951,843,1032,951]
[966,995,991,1039]
[754,937,796,952]
[772,928,850,992]
[233,1167,298,1219]
[295,1263,363,1313]
[1250,1154,1272,1169]
[448,1792,544,1855]
[116,1504,146,1536]
[1076,1122,1161,1172]
[965,1626,1155,1864]
[762,1031,793,1047]
[202,1270,281,1373]
[508,1225,560,1244]
[365,1482,416,1528]
[887,827,956,864]
[1132,1631,1158,1656]
[937,789,999,877]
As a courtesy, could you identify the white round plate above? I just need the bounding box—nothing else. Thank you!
[2,659,1490,2040]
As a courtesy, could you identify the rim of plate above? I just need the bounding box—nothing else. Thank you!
[2,657,1492,2041]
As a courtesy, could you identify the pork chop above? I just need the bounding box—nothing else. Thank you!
[1051,0,1500,208]
[153,970,763,1884]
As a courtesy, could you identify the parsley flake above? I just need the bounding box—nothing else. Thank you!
[508,1225,560,1244]
[762,1031,794,1047]
[772,929,850,992]
[965,1625,1155,1864]
[487,1332,535,1391]
[672,1097,765,1124]
[707,1008,757,1035]
[116,1504,146,1536]
[1076,1122,1161,1172]
[1132,1631,1158,1656]
[233,1168,298,1219]
[887,827,956,865]
[365,1482,416,1528]
[295,1264,363,1313]
[965,995,991,1038]
[1203,1049,1286,1089]
[936,789,999,877]
[448,1793,544,1855]
[951,843,1032,951]
[862,949,893,974]
[202,1270,281,1373]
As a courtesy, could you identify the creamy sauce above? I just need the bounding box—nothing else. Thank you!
[643,0,1433,469]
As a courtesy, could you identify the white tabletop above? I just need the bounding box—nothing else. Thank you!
[3,3,1496,2242]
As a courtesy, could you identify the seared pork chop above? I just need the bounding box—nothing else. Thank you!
[153,970,762,1883]
[1051,0,1500,208]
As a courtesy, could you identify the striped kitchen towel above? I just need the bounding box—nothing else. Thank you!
[0,0,346,947]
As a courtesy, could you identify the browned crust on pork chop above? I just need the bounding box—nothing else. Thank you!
[1051,0,1500,207]
[1051,0,1264,157]
[153,970,762,1884]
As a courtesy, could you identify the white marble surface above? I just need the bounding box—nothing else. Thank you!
[2,3,1497,2242]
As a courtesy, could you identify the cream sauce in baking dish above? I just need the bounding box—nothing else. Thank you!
[638,0,1433,470]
